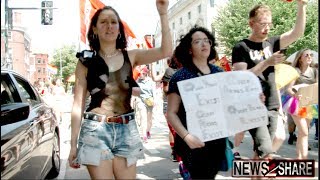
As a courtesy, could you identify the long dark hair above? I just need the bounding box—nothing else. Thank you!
[174,26,217,68]
[87,6,127,51]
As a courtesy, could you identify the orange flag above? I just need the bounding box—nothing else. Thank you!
[144,35,153,49]
[214,56,231,71]
[79,0,105,45]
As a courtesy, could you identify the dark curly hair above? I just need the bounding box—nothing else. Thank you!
[87,6,127,51]
[174,26,217,68]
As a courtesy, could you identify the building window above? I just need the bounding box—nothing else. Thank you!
[43,68,46,74]
[180,17,183,25]
[37,58,41,64]
[43,60,45,64]
[172,22,175,30]
[198,5,202,14]
[188,12,191,20]
[7,31,12,40]
[37,68,41,73]
[210,0,215,7]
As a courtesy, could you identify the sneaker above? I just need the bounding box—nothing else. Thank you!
[288,134,297,145]
[233,152,241,160]
[147,131,151,139]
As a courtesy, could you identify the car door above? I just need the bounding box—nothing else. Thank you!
[1,72,44,179]
[1,72,35,179]
[11,73,56,179]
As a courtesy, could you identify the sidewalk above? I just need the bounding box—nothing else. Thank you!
[56,112,182,179]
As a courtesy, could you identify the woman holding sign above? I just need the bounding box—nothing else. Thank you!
[283,48,318,159]
[166,26,227,179]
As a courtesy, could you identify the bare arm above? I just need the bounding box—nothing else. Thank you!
[280,0,307,48]
[70,62,88,148]
[167,93,205,149]
[233,51,285,75]
[130,0,172,67]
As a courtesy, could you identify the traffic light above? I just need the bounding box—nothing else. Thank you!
[41,1,53,25]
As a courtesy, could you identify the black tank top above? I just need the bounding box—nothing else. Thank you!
[77,50,136,114]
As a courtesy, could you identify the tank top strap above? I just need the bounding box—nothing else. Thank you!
[122,49,131,64]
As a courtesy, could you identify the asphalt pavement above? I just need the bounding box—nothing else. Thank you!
[54,94,318,180]
[55,113,318,179]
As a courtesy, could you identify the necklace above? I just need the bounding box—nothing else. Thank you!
[100,49,119,59]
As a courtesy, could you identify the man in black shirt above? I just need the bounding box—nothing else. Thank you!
[231,1,308,159]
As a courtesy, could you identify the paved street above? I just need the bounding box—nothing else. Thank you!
[56,113,318,179]
[55,95,318,179]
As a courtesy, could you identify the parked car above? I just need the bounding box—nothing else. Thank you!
[1,70,60,179]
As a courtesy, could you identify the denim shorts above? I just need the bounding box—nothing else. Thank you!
[249,110,283,157]
[75,114,145,167]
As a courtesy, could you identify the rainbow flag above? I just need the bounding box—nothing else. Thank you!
[47,64,57,74]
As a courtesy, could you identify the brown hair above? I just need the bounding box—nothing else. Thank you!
[249,4,271,19]
[291,48,316,69]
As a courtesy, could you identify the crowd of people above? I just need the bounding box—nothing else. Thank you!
[67,0,317,179]
[34,78,68,123]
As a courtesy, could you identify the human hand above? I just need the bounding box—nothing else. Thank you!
[68,147,80,169]
[297,0,308,5]
[156,0,169,15]
[235,132,245,144]
[266,51,286,66]
[184,134,205,149]
[259,93,266,103]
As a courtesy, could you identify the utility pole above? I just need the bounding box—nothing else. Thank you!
[2,0,57,69]
[2,0,11,69]
[59,48,62,78]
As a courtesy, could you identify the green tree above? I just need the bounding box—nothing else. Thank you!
[51,44,78,82]
[213,0,318,57]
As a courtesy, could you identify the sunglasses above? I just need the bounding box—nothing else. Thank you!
[192,38,213,46]
[304,53,314,57]
[255,22,273,29]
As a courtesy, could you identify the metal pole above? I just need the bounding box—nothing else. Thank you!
[59,48,62,78]
[3,0,10,69]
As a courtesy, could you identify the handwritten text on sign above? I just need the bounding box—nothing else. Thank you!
[177,71,268,142]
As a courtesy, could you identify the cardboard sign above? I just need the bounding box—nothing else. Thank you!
[178,71,268,142]
[295,83,318,107]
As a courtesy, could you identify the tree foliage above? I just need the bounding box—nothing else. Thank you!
[51,44,78,82]
[213,0,318,57]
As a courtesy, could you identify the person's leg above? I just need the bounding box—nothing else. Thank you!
[167,121,177,161]
[291,115,309,159]
[146,107,153,138]
[315,119,319,140]
[269,111,286,152]
[233,131,245,159]
[113,156,137,179]
[287,114,297,145]
[137,99,148,142]
[86,160,114,179]
[249,126,273,159]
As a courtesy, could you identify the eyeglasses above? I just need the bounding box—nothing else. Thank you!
[304,53,314,57]
[192,38,212,46]
[255,22,273,29]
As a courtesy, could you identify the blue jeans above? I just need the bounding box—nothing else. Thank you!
[76,116,144,167]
